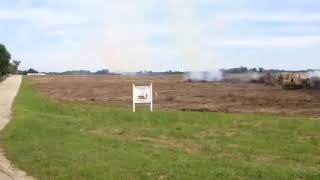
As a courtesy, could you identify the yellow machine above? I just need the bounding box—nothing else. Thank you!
[278,73,309,89]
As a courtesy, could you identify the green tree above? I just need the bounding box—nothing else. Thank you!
[258,67,264,73]
[7,60,21,74]
[95,69,110,75]
[0,44,11,76]
[13,60,21,67]
[7,63,16,74]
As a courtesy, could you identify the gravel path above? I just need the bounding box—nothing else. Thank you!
[0,76,34,180]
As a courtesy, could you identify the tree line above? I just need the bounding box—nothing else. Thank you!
[46,69,111,75]
[221,67,264,74]
[0,44,21,76]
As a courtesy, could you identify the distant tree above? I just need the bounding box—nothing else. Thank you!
[27,68,39,74]
[249,68,257,72]
[258,67,264,73]
[13,60,21,74]
[0,44,11,76]
[164,70,183,74]
[17,70,27,75]
[7,63,16,74]
[7,60,21,74]
[239,66,248,72]
[95,69,110,75]
[222,66,249,74]
[61,70,91,75]
[13,60,21,67]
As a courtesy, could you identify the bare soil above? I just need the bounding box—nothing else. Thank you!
[28,74,320,116]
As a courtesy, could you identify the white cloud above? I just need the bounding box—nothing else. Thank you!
[217,13,320,23]
[221,36,320,48]
[212,12,320,30]
[51,29,65,36]
[0,8,87,27]
[0,10,22,19]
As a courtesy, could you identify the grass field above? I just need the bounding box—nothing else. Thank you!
[0,78,320,179]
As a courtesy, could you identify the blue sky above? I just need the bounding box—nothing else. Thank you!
[0,0,320,72]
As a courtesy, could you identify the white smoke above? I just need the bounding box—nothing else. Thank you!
[185,69,223,82]
[88,0,218,72]
[248,72,266,82]
[307,71,320,88]
[250,72,263,79]
[307,71,320,78]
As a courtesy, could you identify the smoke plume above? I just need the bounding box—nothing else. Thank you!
[88,0,218,72]
[185,70,223,82]
[307,70,320,78]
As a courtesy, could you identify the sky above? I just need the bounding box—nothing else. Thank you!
[0,0,320,72]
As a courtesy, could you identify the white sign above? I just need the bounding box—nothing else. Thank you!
[133,83,153,112]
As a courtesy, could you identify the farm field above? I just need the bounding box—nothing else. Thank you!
[0,77,319,179]
[29,74,320,116]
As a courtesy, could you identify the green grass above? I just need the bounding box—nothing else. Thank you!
[1,78,320,179]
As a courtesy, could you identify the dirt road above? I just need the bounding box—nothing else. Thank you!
[0,76,33,180]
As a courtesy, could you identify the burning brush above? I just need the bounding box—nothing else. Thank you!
[185,70,223,82]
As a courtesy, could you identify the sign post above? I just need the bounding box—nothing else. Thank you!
[150,83,153,112]
[133,83,136,112]
[132,83,153,112]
